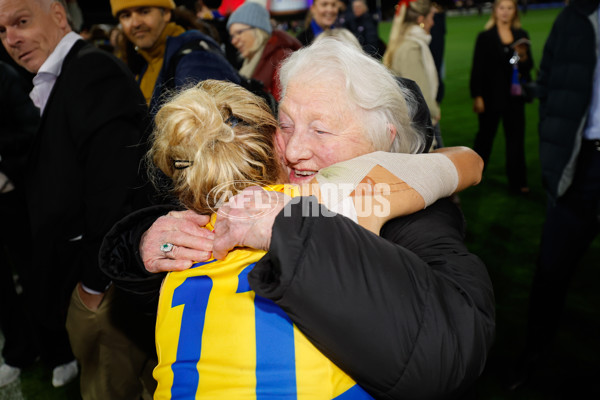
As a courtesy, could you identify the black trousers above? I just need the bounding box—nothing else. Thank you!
[0,188,74,368]
[526,140,600,351]
[0,189,38,368]
[474,98,528,190]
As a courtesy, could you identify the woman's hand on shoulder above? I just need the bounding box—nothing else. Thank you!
[140,210,214,273]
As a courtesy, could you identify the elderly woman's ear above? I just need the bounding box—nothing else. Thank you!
[387,124,397,148]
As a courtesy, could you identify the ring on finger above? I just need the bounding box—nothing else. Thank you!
[160,242,174,253]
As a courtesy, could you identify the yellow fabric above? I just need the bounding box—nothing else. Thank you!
[110,0,175,17]
[153,184,372,399]
[137,23,185,105]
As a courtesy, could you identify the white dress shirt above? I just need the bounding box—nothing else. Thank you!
[29,31,82,115]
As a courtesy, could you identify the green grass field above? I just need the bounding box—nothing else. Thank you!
[404,6,600,400]
[2,5,599,399]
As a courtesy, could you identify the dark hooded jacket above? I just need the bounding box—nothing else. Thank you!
[538,0,599,199]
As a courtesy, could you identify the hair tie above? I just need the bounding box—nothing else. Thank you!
[173,160,193,170]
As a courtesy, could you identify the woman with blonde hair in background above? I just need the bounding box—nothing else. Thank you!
[383,0,441,148]
[470,0,533,194]
[296,0,340,45]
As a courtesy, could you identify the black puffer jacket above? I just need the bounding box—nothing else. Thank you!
[538,0,599,199]
[101,198,494,399]
[250,197,494,400]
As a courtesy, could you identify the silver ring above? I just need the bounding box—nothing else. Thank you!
[160,242,174,253]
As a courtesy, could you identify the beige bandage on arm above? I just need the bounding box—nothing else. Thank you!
[315,151,459,216]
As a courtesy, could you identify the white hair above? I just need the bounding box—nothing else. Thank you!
[278,37,424,154]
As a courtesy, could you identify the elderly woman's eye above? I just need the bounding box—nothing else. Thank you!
[279,124,293,133]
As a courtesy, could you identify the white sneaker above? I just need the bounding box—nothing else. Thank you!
[0,363,21,387]
[51,359,78,388]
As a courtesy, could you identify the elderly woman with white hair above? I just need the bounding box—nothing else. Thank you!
[102,37,495,399]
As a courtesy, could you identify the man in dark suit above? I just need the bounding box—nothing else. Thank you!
[0,0,151,397]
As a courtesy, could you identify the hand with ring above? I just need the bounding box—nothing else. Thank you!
[140,210,214,273]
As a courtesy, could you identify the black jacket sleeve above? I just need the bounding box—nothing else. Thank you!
[248,197,495,400]
[469,32,486,99]
[0,62,39,186]
[99,204,179,313]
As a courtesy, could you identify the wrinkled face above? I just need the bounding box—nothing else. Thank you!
[228,23,256,59]
[0,0,69,73]
[118,6,170,50]
[495,0,516,25]
[310,0,339,29]
[276,75,374,184]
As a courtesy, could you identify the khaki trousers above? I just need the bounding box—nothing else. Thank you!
[66,285,156,400]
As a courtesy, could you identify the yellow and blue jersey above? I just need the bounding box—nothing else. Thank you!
[154,185,374,399]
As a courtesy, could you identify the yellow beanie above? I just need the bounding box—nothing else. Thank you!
[110,0,176,17]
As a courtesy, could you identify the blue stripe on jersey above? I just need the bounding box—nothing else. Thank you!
[333,384,375,399]
[236,263,256,293]
[191,259,217,269]
[171,275,213,399]
[255,296,297,398]
[237,263,297,398]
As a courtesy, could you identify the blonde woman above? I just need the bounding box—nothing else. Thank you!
[296,0,340,45]
[470,0,533,194]
[146,79,482,397]
[383,0,440,133]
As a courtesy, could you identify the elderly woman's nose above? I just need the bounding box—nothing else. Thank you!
[284,131,312,163]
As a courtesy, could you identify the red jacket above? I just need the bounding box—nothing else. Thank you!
[252,29,302,101]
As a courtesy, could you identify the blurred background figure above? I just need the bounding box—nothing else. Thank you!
[109,25,125,58]
[111,0,240,114]
[0,60,39,389]
[227,1,301,101]
[0,0,151,396]
[343,0,385,58]
[470,0,533,194]
[429,2,447,147]
[196,0,240,67]
[296,0,341,45]
[508,0,600,391]
[383,0,441,149]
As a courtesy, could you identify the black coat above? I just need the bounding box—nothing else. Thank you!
[0,61,39,187]
[295,26,316,46]
[24,40,148,327]
[342,11,384,58]
[470,26,533,111]
[538,0,599,199]
[249,197,494,399]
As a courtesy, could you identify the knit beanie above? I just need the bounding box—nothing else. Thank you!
[110,0,176,17]
[226,1,272,35]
